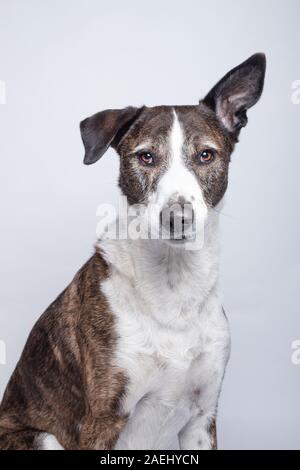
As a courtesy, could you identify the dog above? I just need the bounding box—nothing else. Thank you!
[0,53,266,450]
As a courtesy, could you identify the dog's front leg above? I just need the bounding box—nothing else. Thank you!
[79,414,127,450]
[178,366,224,450]
[178,408,218,450]
[178,305,230,450]
[78,325,129,450]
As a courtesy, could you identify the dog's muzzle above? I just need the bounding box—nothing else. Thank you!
[159,197,195,241]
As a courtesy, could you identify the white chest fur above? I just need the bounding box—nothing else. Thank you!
[99,223,230,450]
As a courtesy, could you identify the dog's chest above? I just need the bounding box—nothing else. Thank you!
[99,237,220,448]
[104,271,204,376]
[101,270,212,449]
[116,299,203,409]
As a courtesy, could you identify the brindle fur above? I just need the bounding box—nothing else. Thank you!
[0,53,265,450]
[0,250,128,449]
[117,104,234,207]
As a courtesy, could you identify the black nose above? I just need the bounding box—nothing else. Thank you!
[159,200,194,239]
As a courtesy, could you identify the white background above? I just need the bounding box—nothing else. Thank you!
[0,0,299,449]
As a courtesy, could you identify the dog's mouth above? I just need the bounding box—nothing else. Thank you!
[157,203,198,243]
[164,237,188,247]
[160,228,197,244]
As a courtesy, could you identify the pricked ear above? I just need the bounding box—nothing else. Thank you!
[202,53,266,137]
[80,106,143,165]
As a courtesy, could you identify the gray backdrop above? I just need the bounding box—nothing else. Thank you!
[0,0,299,450]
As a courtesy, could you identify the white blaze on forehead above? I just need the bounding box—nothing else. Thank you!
[170,109,184,164]
[153,109,207,212]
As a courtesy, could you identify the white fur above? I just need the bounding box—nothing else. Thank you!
[132,141,153,153]
[150,110,207,223]
[98,111,230,450]
[100,218,229,450]
[202,140,219,151]
[37,433,64,450]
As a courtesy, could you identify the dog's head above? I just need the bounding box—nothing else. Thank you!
[81,53,266,246]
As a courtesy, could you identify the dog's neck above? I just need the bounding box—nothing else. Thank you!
[98,209,220,303]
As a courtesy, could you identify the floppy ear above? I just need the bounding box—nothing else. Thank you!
[80,106,143,165]
[202,53,266,137]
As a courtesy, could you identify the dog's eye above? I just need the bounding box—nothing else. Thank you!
[198,149,215,164]
[138,152,155,166]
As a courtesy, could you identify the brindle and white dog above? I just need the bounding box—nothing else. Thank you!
[0,54,266,450]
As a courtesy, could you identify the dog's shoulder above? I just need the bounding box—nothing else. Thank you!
[0,249,119,443]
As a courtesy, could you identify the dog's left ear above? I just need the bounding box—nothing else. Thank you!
[80,106,143,165]
[202,53,266,137]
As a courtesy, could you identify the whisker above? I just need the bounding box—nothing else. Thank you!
[211,207,236,220]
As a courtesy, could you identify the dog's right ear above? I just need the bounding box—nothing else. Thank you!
[80,106,143,165]
[202,53,266,138]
